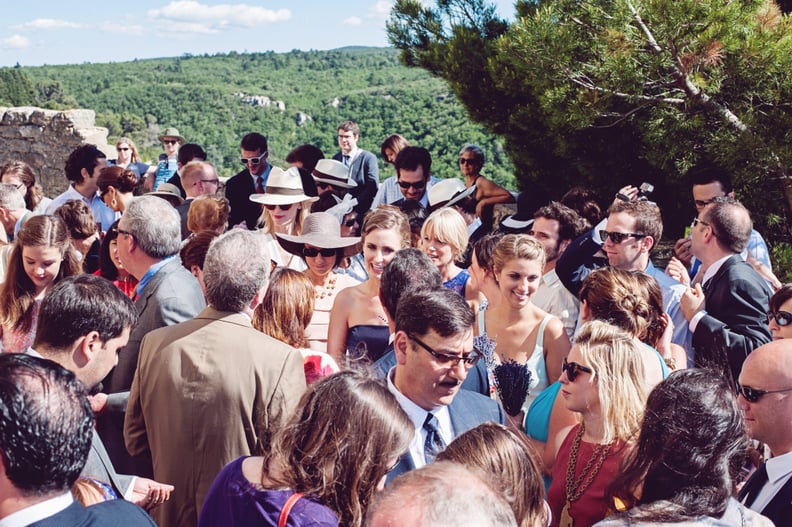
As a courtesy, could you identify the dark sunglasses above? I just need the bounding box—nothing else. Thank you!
[562,357,592,382]
[599,230,647,244]
[163,140,178,145]
[408,333,480,368]
[458,158,478,166]
[264,203,293,211]
[117,147,130,152]
[342,218,357,227]
[768,311,792,327]
[303,247,337,258]
[315,182,331,190]
[398,179,426,190]
[240,153,267,166]
[737,382,792,403]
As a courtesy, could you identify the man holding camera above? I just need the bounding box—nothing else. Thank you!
[555,185,691,353]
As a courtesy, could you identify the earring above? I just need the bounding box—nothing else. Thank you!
[111,198,117,208]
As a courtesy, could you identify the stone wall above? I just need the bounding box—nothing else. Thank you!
[0,106,112,197]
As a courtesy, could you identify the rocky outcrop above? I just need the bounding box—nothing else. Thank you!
[0,106,110,196]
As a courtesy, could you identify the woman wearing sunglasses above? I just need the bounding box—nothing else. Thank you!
[548,321,648,527]
[250,167,318,271]
[327,206,411,365]
[457,144,514,227]
[767,283,792,340]
[276,212,362,354]
[597,369,773,527]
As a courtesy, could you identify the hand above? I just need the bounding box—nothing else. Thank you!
[87,393,108,415]
[131,478,174,510]
[612,185,638,207]
[673,237,693,268]
[656,313,674,357]
[665,257,691,287]
[680,283,706,321]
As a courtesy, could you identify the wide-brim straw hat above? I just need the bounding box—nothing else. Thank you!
[250,167,320,206]
[146,182,184,204]
[157,127,185,144]
[276,212,362,258]
[312,159,357,189]
[428,178,476,212]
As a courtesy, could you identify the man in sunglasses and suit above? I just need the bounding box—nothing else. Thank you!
[555,189,691,355]
[737,339,792,526]
[226,132,271,230]
[680,197,771,382]
[385,287,506,483]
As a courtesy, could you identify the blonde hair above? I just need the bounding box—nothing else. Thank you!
[575,320,647,443]
[420,207,469,259]
[258,201,311,235]
[492,233,546,274]
[187,196,229,234]
[361,205,411,248]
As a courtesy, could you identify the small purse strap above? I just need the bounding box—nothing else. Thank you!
[278,492,305,527]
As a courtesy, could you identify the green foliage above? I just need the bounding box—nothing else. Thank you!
[19,48,513,187]
[0,68,35,106]
[388,0,792,249]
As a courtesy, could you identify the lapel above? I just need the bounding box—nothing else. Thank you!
[447,391,480,436]
[90,429,126,496]
[759,473,792,524]
[135,258,179,312]
[706,255,740,294]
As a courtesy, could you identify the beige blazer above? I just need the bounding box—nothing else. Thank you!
[125,306,307,527]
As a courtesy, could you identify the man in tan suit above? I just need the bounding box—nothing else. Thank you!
[125,229,307,527]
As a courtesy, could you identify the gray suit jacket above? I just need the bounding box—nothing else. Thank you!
[82,429,135,498]
[333,149,379,213]
[98,256,205,476]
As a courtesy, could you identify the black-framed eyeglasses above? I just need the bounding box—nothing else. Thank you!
[562,357,592,382]
[264,203,293,211]
[397,179,426,190]
[691,217,711,228]
[599,231,647,244]
[303,246,337,258]
[240,153,267,166]
[117,228,135,240]
[768,311,792,327]
[458,158,478,166]
[407,333,480,368]
[737,382,792,403]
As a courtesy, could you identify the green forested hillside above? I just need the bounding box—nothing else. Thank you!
[19,47,515,187]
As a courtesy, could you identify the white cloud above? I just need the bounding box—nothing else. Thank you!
[370,0,394,18]
[2,35,29,49]
[14,18,84,30]
[343,16,362,26]
[148,1,291,32]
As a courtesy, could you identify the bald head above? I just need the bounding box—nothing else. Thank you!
[702,197,752,255]
[738,340,792,455]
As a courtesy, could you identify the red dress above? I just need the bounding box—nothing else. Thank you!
[547,424,630,527]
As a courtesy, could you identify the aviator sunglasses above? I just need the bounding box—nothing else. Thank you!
[767,311,792,327]
[397,180,426,190]
[562,357,592,382]
[737,382,792,403]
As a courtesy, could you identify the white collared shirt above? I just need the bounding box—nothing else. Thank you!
[386,367,452,469]
[0,492,72,527]
[751,450,792,512]
[533,268,579,341]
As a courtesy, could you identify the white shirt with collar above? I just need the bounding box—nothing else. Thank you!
[533,268,579,341]
[688,253,733,333]
[386,367,452,469]
[0,492,72,527]
[751,450,792,512]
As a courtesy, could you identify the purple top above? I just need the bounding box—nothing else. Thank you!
[198,456,339,527]
[443,268,470,297]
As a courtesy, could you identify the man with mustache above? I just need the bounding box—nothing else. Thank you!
[386,287,506,482]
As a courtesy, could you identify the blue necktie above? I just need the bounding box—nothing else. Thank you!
[423,413,446,463]
[343,155,350,168]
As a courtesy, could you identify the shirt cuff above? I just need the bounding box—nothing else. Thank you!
[689,310,707,333]
[122,476,139,501]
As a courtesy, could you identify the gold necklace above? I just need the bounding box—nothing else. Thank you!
[559,424,615,527]
[315,274,338,299]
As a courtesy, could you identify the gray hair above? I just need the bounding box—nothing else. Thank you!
[366,461,517,527]
[120,196,181,258]
[0,183,25,210]
[459,144,485,165]
[203,230,270,312]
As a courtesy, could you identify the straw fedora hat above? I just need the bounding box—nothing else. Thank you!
[157,127,185,144]
[427,178,476,211]
[250,167,320,206]
[312,159,357,189]
[146,182,184,205]
[276,212,362,258]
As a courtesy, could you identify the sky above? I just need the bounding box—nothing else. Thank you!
[0,1,517,67]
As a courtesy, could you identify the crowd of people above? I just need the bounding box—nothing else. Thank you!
[0,120,789,527]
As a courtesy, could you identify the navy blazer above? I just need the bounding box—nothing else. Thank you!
[333,150,379,213]
[386,389,506,483]
[755,474,792,527]
[225,168,263,230]
[692,255,771,382]
[28,500,155,527]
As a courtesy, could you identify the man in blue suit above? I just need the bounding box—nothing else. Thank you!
[0,354,155,526]
[386,287,506,482]
[332,120,379,214]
